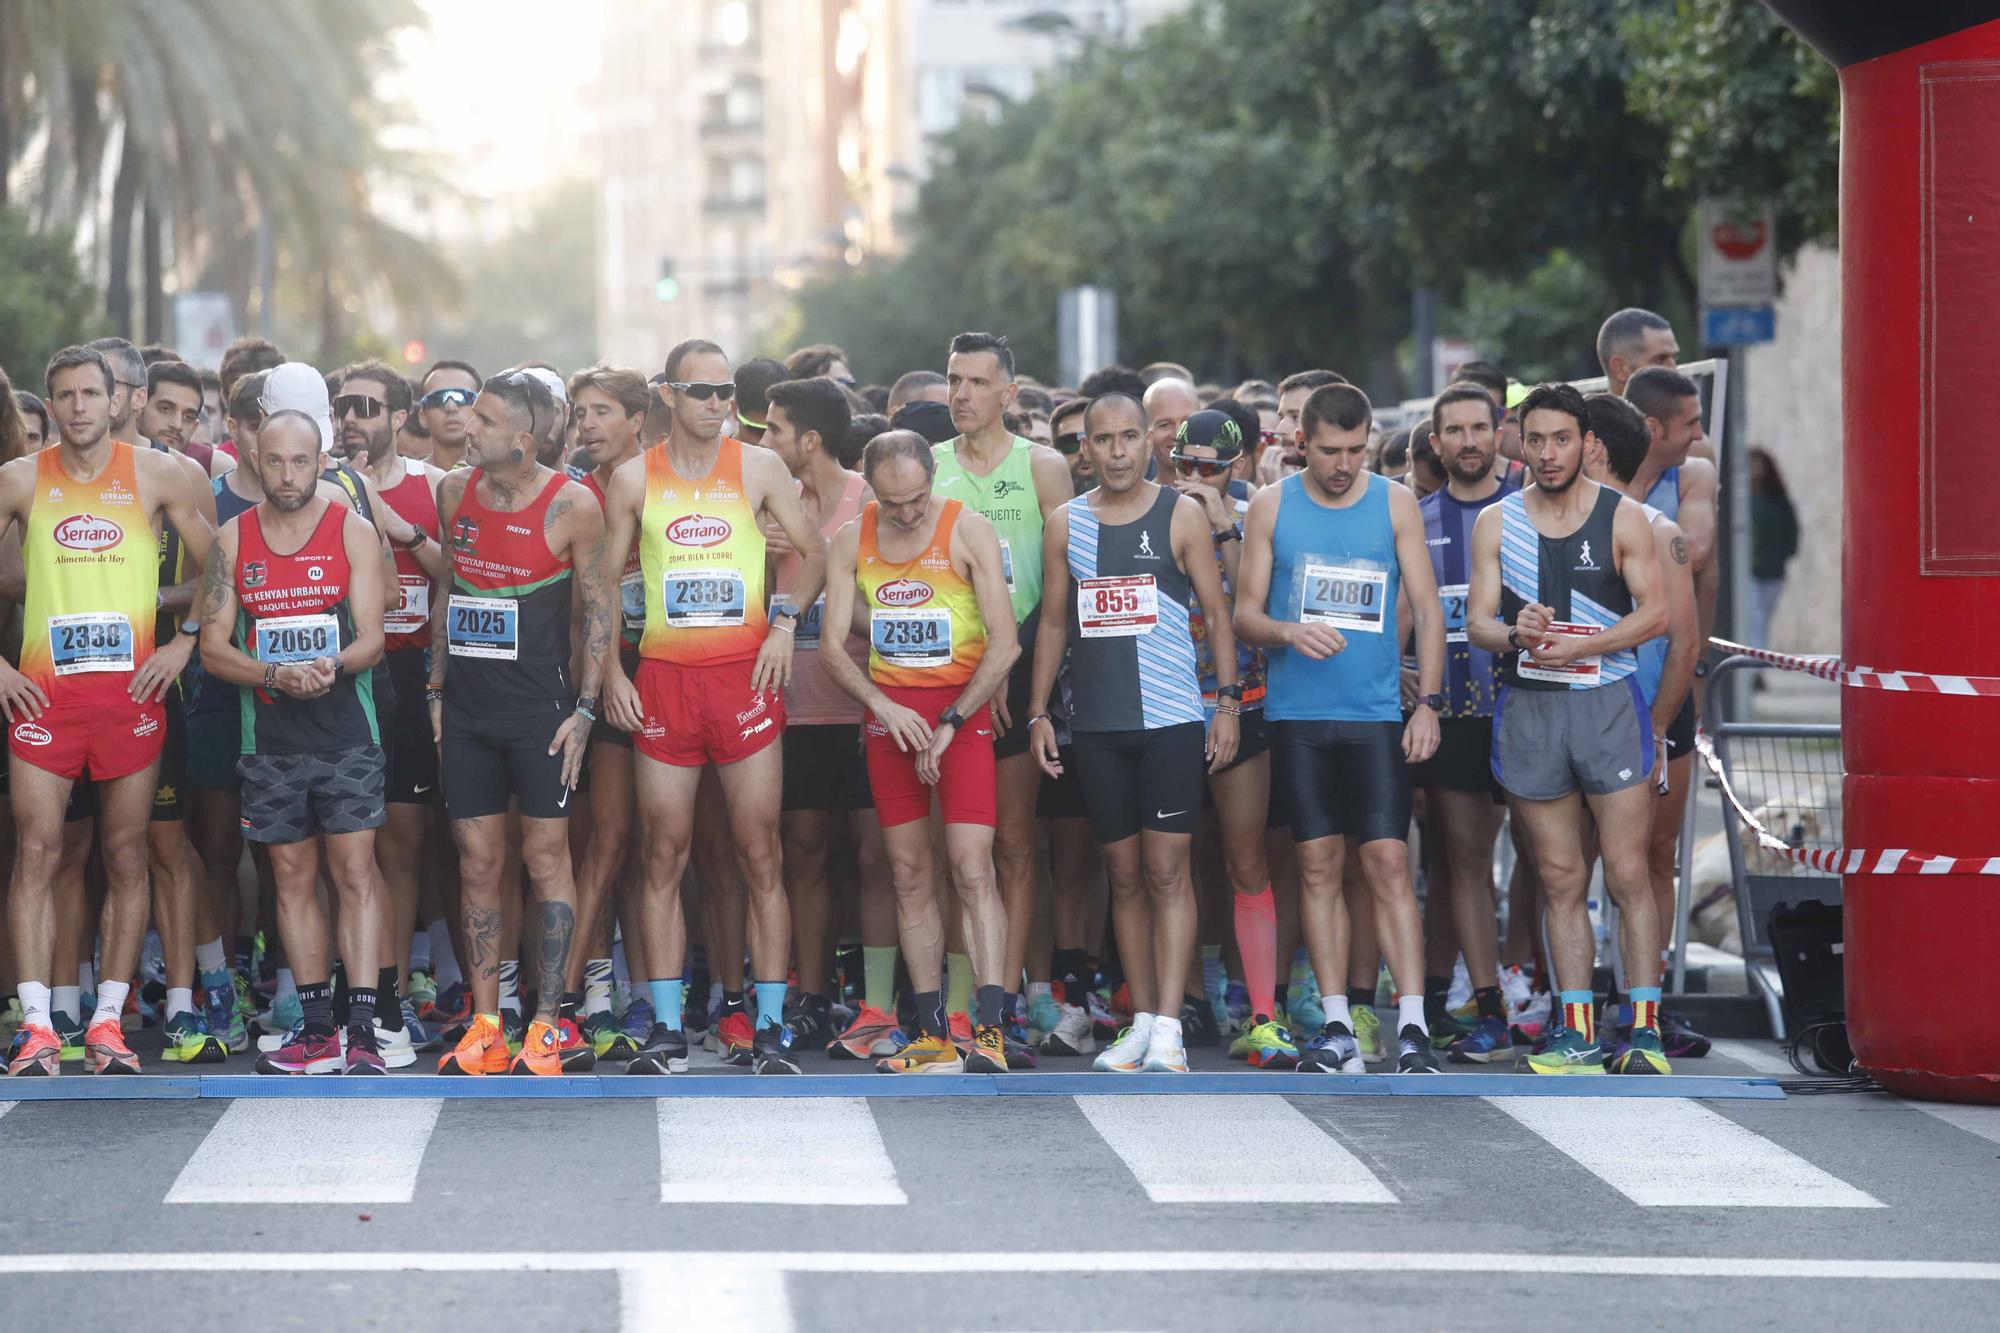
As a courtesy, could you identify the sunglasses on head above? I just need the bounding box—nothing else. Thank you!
[419,386,476,410]
[1173,453,1233,477]
[670,380,736,402]
[334,394,386,419]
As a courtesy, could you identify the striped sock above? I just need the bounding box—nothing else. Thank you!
[1560,989,1595,1044]
[1629,986,1662,1035]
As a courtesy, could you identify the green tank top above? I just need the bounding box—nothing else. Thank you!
[931,435,1042,623]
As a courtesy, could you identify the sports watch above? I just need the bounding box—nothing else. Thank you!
[1419,692,1444,712]
[938,706,968,730]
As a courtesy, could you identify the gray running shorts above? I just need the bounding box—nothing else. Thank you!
[1490,679,1653,801]
[237,745,388,844]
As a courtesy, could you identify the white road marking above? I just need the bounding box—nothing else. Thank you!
[1907,1100,2000,1148]
[1487,1096,1882,1208]
[166,1098,444,1204]
[621,1261,792,1333]
[657,1097,905,1205]
[1710,1039,1799,1077]
[1075,1094,1395,1203]
[0,1102,15,1120]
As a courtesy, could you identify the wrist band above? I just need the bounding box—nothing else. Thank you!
[425,686,444,702]
[1026,713,1050,728]
[263,663,278,690]
[574,702,598,723]
[771,620,795,635]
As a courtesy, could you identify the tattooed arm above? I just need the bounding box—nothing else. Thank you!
[547,479,609,790]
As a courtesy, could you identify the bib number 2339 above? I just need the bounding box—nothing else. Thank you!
[664,569,746,628]
[446,595,519,660]
[1301,563,1386,634]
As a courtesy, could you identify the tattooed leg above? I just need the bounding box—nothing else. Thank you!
[450,813,510,1014]
[519,814,580,1023]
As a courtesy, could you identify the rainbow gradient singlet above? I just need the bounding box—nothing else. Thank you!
[21,440,159,705]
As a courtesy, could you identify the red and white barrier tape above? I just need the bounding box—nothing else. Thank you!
[1692,730,2000,876]
[1710,638,2000,697]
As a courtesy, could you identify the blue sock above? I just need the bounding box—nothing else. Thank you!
[754,979,788,1031]
[1200,946,1226,1003]
[649,978,683,1032]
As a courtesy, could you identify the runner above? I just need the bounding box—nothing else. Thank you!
[1596,308,1680,399]
[1463,382,1671,1075]
[818,431,1019,1073]
[1233,381,1446,1075]
[599,339,828,1076]
[1026,392,1239,1074]
[428,371,611,1076]
[931,332,1070,1045]
[195,410,391,1074]
[416,360,481,472]
[1,345,213,1076]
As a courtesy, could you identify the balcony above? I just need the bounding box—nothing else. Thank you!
[698,115,764,140]
[702,193,767,217]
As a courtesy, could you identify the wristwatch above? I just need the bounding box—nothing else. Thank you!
[177,616,201,638]
[1506,627,1523,650]
[1212,525,1242,546]
[1216,683,1244,701]
[1419,692,1444,712]
[938,706,967,729]
[398,527,429,552]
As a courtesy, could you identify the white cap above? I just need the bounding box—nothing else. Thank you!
[260,362,335,455]
[522,365,567,407]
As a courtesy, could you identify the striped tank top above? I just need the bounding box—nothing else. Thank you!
[1496,485,1638,691]
[21,441,159,704]
[638,438,768,666]
[1063,485,1202,732]
[858,500,984,689]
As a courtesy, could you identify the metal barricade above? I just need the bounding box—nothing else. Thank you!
[1687,655,1843,1038]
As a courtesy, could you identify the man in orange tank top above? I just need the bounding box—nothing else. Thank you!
[0,345,214,1076]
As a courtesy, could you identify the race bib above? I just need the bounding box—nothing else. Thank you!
[385,575,431,635]
[1439,582,1469,644]
[619,569,646,633]
[1076,575,1158,638]
[48,612,134,676]
[446,594,519,660]
[1301,562,1386,634]
[254,613,340,665]
[1516,620,1602,686]
[663,568,746,628]
[775,597,827,650]
[997,537,1016,593]
[871,607,952,670]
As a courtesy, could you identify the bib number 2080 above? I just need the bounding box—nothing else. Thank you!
[1301,562,1386,634]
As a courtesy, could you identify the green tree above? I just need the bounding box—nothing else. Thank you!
[0,207,101,381]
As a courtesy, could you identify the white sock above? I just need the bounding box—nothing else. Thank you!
[1126,1011,1157,1044]
[18,981,51,1030]
[1150,1014,1183,1044]
[499,960,522,1016]
[584,959,614,1016]
[194,936,227,973]
[1324,993,1352,1029]
[410,930,433,973]
[92,980,130,1028]
[1397,993,1427,1034]
[166,987,195,1021]
[52,984,81,1019]
[275,968,298,1003]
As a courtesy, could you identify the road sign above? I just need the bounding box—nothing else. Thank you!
[1432,337,1476,393]
[1698,198,1777,307]
[172,292,236,371]
[1702,306,1775,346]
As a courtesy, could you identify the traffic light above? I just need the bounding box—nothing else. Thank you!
[655,258,680,303]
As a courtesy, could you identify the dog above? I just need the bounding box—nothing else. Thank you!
[1685,795,1828,955]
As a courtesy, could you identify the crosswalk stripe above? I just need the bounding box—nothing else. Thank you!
[1075,1094,1396,1203]
[1487,1096,1883,1208]
[657,1097,905,1204]
[0,1102,15,1121]
[1908,1101,2000,1147]
[1709,1040,1798,1077]
[166,1098,444,1204]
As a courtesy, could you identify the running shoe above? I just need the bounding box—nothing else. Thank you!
[1179,996,1223,1048]
[1509,988,1552,1042]
[1659,1009,1712,1059]
[424,980,469,1027]
[584,1011,636,1060]
[404,1001,441,1053]
[1027,990,1062,1040]
[201,980,247,1055]
[510,1018,562,1076]
[1351,1003,1384,1063]
[557,1015,596,1072]
[1240,1018,1299,1070]
[406,969,438,1010]
[1141,1025,1188,1073]
[750,1023,801,1075]
[1428,1009,1475,1050]
[372,1020,418,1070]
[1038,1003,1096,1057]
[160,1011,226,1064]
[1396,1023,1441,1073]
[716,1010,755,1067]
[1298,1021,1364,1074]
[686,991,712,1044]
[257,1020,304,1054]
[502,1009,528,1056]
[1087,990,1121,1042]
[785,996,834,1052]
[83,1018,139,1074]
[1223,980,1252,1031]
[53,1010,85,1063]
[828,1004,901,1060]
[620,994,656,1047]
[1524,1024,1608,1075]
[6,1023,60,1076]
[1288,977,1325,1032]
[1609,1026,1672,1075]
[344,1028,386,1075]
[438,1013,510,1075]
[1001,1016,1039,1069]
[877,1032,963,1074]
[1446,955,1473,1011]
[1499,963,1536,1013]
[257,990,303,1038]
[1,995,23,1041]
[232,971,258,1028]
[948,1011,974,1057]
[1092,1025,1150,1073]
[964,1023,1009,1074]
[627,1023,690,1075]
[256,1030,342,1075]
[1447,1014,1514,1064]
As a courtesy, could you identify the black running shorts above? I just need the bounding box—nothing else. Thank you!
[1071,721,1206,844]
[1271,718,1411,845]
[442,705,573,821]
[781,722,872,813]
[383,648,439,804]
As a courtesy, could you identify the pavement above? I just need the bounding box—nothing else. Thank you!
[2,1031,1997,1331]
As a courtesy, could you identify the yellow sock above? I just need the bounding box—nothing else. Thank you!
[946,953,973,1017]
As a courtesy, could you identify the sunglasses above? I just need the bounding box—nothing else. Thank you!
[419,386,477,410]
[1054,431,1082,455]
[1172,453,1233,477]
[669,380,736,402]
[334,394,386,419]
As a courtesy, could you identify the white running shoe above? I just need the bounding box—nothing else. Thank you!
[1509,987,1553,1036]
[1093,1023,1151,1072]
[372,1020,417,1069]
[1446,955,1473,1011]
[1039,1003,1097,1057]
[1500,963,1535,1011]
[1141,1026,1188,1073]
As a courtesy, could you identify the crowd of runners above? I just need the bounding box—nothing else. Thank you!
[0,305,1722,1078]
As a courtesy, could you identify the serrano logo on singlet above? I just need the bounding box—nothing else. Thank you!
[52,514,123,552]
[666,514,731,548]
[12,723,50,747]
[875,578,933,607]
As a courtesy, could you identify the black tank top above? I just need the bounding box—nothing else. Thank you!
[1063,485,1204,732]
[444,469,573,714]
[1496,483,1639,691]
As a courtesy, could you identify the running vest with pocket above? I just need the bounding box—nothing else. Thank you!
[638,438,768,666]
[1264,471,1402,723]
[234,501,377,754]
[775,471,868,725]
[1421,478,1516,718]
[1496,485,1638,691]
[445,470,573,714]
[21,440,158,704]
[1064,485,1202,732]
[377,460,441,651]
[858,499,984,689]
[572,464,644,655]
[933,435,1042,623]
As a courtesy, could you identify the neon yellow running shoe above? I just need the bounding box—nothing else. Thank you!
[1351,1003,1384,1062]
[1241,1019,1298,1070]
[1608,1027,1672,1075]
[160,1012,227,1064]
[1526,1025,1608,1075]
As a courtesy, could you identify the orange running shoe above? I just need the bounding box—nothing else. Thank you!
[438,1012,509,1075]
[510,1018,562,1075]
[948,1011,973,1056]
[556,1014,595,1071]
[716,1010,754,1067]
[6,1023,61,1076]
[84,1018,140,1074]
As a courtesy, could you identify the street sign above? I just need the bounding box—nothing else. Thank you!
[1698,198,1777,307]
[1432,337,1476,392]
[1702,306,1775,346]
[172,292,236,371]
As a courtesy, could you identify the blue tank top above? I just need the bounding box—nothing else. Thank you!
[1633,502,1671,704]
[1264,472,1402,723]
[1420,477,1516,718]
[1645,466,1680,523]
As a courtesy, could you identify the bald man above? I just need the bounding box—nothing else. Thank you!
[1143,378,1203,480]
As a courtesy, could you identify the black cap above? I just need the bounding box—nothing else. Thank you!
[892,399,957,446]
[1175,409,1244,459]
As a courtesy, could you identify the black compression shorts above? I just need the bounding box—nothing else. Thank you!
[383,648,439,804]
[1071,722,1206,844]
[442,705,573,821]
[1271,718,1411,844]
